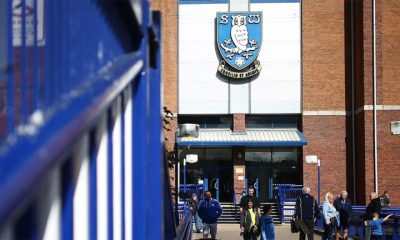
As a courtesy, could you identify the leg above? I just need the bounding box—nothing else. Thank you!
[210,223,217,239]
[299,230,306,240]
[194,213,202,232]
[306,220,314,240]
[243,231,252,240]
[203,223,210,239]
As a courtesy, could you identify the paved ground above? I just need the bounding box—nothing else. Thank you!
[192,224,322,240]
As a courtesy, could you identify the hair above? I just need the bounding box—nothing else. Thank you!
[248,185,255,190]
[372,212,379,218]
[325,192,334,202]
[263,205,272,214]
[383,191,389,195]
[370,192,377,199]
[247,199,254,208]
[302,186,311,194]
[204,191,211,196]
[341,190,348,196]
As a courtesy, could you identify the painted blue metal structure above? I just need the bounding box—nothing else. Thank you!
[0,0,177,239]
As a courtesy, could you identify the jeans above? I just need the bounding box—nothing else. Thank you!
[323,222,336,240]
[203,223,218,239]
[194,213,202,231]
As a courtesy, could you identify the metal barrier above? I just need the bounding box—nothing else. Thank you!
[176,212,193,240]
[315,205,400,240]
[0,0,176,239]
[275,184,303,223]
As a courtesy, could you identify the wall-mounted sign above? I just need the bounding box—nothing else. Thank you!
[391,121,400,135]
[216,12,262,79]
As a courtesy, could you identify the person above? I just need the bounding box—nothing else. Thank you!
[240,185,261,215]
[364,192,383,240]
[333,190,352,240]
[322,192,338,240]
[188,193,202,233]
[240,199,260,240]
[294,186,320,240]
[379,191,390,207]
[239,190,246,204]
[364,213,393,240]
[260,205,275,240]
[198,191,223,239]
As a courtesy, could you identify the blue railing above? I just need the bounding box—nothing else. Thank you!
[275,184,303,223]
[315,206,400,239]
[0,0,176,239]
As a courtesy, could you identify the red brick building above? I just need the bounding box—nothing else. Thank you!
[152,0,400,205]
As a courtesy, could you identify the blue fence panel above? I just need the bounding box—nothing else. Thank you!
[0,0,175,239]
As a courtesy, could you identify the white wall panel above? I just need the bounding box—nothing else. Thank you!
[179,4,229,114]
[179,1,301,114]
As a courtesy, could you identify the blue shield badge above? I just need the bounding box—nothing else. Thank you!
[217,12,262,71]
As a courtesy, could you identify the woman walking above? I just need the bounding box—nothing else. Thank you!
[323,192,338,240]
[240,199,260,240]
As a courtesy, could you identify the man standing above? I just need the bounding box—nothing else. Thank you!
[295,186,319,240]
[198,191,223,239]
[239,185,261,215]
[333,191,352,240]
[364,192,382,240]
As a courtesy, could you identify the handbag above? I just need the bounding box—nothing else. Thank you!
[291,217,299,233]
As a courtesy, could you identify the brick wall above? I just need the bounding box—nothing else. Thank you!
[302,116,348,204]
[233,114,245,132]
[302,0,346,110]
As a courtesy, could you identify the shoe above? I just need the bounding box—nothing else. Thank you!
[196,230,201,233]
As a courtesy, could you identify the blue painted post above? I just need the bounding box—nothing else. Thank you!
[89,130,97,240]
[245,178,248,194]
[148,12,162,239]
[204,171,208,191]
[6,0,14,133]
[183,158,187,214]
[318,159,321,205]
[256,177,259,197]
[21,0,28,123]
[61,160,73,239]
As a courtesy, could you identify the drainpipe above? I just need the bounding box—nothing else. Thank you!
[350,0,356,203]
[372,0,378,194]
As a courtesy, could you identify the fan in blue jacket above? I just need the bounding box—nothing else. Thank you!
[198,191,223,224]
[198,191,223,239]
[260,205,275,240]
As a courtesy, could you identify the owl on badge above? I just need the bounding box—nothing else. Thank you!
[230,15,249,52]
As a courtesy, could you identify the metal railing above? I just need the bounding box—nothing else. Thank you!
[275,184,303,223]
[315,205,400,239]
[0,0,176,239]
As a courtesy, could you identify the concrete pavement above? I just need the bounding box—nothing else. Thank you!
[192,223,322,240]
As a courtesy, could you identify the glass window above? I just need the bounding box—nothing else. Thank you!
[178,115,232,129]
[246,115,300,129]
[245,148,271,162]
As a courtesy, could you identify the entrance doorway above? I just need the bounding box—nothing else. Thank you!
[204,167,233,203]
[246,164,272,202]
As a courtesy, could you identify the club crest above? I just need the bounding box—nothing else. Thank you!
[216,12,262,78]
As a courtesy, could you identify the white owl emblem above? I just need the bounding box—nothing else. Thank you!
[230,15,249,53]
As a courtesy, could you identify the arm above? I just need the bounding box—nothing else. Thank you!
[240,211,245,232]
[314,199,320,220]
[260,216,267,240]
[295,198,300,218]
[383,214,393,222]
[216,201,223,218]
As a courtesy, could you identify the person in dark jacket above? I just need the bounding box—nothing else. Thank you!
[198,191,222,239]
[295,186,320,240]
[240,199,260,240]
[364,192,383,240]
[333,190,352,240]
[240,185,261,216]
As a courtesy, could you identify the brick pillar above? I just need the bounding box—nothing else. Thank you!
[233,114,246,132]
[233,147,246,204]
